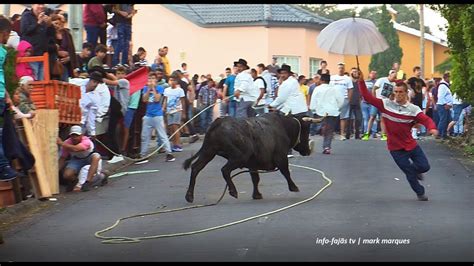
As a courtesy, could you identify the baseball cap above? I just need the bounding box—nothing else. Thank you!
[69,125,82,136]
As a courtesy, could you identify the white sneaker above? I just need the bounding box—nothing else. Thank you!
[108,155,124,164]
[287,154,294,158]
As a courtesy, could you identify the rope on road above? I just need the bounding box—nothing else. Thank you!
[94,165,332,244]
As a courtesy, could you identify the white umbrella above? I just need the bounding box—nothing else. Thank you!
[317,16,389,70]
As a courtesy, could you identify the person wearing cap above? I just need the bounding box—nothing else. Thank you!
[368,69,397,141]
[233,58,259,118]
[310,73,344,154]
[80,71,103,136]
[357,71,438,201]
[330,63,354,141]
[57,125,105,192]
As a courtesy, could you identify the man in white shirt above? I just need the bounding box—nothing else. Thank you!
[234,58,259,118]
[270,64,310,158]
[310,74,344,154]
[330,63,353,140]
[269,64,308,116]
[79,71,103,136]
[369,69,397,141]
[436,72,453,139]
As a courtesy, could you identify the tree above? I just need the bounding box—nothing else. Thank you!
[300,4,431,34]
[299,4,356,21]
[434,56,452,74]
[369,5,403,77]
[429,4,474,103]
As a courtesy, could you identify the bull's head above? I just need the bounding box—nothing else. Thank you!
[292,116,323,156]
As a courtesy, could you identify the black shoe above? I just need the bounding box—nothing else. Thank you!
[0,165,18,182]
[65,178,78,192]
[100,174,109,186]
[81,181,92,192]
[166,153,176,162]
[416,173,424,181]
[417,194,428,201]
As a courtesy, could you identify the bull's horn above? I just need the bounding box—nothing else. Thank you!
[302,117,324,123]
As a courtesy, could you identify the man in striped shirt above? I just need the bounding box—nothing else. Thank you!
[358,71,438,201]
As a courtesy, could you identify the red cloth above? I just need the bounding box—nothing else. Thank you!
[83,4,106,26]
[358,80,436,151]
[126,67,149,95]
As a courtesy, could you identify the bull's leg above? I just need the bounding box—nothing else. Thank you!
[278,162,300,192]
[221,161,240,199]
[250,171,263,200]
[186,153,216,203]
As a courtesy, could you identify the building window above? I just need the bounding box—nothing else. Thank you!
[274,56,300,75]
[309,58,322,78]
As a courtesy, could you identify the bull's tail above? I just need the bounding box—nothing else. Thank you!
[183,151,201,170]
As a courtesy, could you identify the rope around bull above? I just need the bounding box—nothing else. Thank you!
[93,96,333,244]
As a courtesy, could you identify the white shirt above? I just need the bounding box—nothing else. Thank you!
[374,77,395,99]
[94,83,111,123]
[437,80,453,106]
[330,75,353,99]
[106,24,118,47]
[254,77,267,105]
[80,83,100,136]
[234,69,259,102]
[270,76,308,115]
[309,83,345,117]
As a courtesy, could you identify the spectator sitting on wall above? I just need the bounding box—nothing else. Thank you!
[74,42,93,78]
[132,47,148,67]
[14,76,36,116]
[87,44,107,70]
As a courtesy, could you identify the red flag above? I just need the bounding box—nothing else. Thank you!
[126,67,149,95]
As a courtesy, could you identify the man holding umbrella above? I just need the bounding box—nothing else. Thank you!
[357,71,438,201]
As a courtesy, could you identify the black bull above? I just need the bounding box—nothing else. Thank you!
[183,112,318,203]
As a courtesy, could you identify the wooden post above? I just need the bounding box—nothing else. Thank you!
[33,110,59,194]
[21,117,52,199]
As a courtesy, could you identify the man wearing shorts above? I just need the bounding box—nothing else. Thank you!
[164,74,186,152]
[330,63,353,140]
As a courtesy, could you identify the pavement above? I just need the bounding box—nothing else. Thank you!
[0,134,473,262]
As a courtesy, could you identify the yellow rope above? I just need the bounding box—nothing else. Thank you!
[94,164,332,244]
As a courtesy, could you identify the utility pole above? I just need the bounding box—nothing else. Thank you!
[420,4,425,79]
[68,4,83,53]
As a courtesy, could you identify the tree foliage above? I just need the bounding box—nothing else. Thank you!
[368,5,403,77]
[429,4,474,102]
[300,4,431,33]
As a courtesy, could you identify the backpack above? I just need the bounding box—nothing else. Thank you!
[254,76,267,93]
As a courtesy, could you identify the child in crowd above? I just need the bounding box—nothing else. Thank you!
[163,74,186,152]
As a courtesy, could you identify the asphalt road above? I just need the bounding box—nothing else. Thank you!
[0,135,473,262]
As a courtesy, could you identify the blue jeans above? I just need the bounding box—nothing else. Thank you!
[454,109,465,134]
[85,25,101,48]
[361,101,377,134]
[227,100,237,117]
[236,101,255,118]
[114,23,132,66]
[199,107,213,133]
[437,104,451,138]
[390,145,430,196]
[140,116,171,157]
[30,61,44,81]
[0,99,9,168]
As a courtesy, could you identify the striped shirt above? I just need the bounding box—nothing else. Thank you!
[358,80,436,151]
